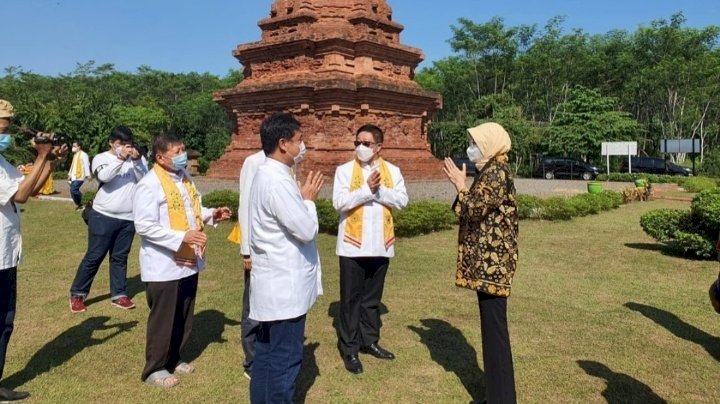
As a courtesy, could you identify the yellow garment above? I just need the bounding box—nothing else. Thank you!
[39,177,54,195]
[344,158,395,250]
[154,165,204,267]
[72,152,84,179]
[227,223,241,244]
[467,122,512,168]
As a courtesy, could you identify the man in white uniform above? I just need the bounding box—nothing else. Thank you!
[67,140,91,210]
[248,112,324,403]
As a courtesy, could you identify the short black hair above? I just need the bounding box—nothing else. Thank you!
[72,140,82,148]
[151,132,184,160]
[108,125,134,144]
[356,124,384,144]
[260,112,300,155]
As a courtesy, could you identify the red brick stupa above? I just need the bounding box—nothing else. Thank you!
[208,0,443,179]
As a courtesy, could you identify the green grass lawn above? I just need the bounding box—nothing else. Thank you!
[5,199,719,403]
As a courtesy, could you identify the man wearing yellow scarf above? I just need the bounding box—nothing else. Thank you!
[132,132,231,388]
[332,124,408,374]
[67,141,91,210]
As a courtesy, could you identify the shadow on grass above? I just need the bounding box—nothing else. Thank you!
[294,342,320,404]
[3,316,137,389]
[625,302,720,361]
[577,360,667,403]
[408,319,484,402]
[84,274,144,307]
[327,301,388,355]
[183,309,241,364]
[624,243,708,260]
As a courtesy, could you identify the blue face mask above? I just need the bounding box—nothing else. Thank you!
[0,134,12,152]
[171,152,188,170]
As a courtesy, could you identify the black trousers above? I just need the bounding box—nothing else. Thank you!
[338,256,389,356]
[0,268,17,382]
[241,270,259,372]
[141,274,198,381]
[477,291,517,404]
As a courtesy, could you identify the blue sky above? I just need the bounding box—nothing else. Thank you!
[3,0,719,77]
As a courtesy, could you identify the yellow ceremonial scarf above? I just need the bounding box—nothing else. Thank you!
[227,223,241,244]
[344,158,395,250]
[154,165,204,266]
[72,152,83,179]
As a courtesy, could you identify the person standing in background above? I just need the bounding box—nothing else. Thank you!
[68,140,91,210]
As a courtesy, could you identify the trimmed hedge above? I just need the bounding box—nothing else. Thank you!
[595,172,687,184]
[519,191,623,221]
[640,188,720,259]
[681,176,717,193]
[203,190,240,220]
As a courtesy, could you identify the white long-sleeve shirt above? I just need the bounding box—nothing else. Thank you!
[238,150,266,256]
[333,159,408,258]
[68,150,91,181]
[0,155,23,270]
[133,169,216,282]
[248,158,321,322]
[92,151,148,221]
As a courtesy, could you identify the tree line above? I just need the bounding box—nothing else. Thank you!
[0,62,241,171]
[416,12,720,175]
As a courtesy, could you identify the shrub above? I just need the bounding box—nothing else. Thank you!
[690,189,720,230]
[673,230,716,259]
[595,173,685,184]
[393,201,457,237]
[203,190,239,220]
[539,197,575,221]
[516,195,543,219]
[682,176,717,193]
[640,209,689,242]
[316,199,339,235]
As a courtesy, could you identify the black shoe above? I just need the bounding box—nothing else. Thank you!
[343,354,363,374]
[0,387,30,401]
[360,343,395,360]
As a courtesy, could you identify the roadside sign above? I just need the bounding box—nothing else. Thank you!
[660,139,701,154]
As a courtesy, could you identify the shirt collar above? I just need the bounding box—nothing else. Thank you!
[266,158,293,175]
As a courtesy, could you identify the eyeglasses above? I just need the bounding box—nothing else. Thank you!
[354,140,377,147]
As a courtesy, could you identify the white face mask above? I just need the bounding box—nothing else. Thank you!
[114,145,125,156]
[293,141,306,164]
[72,146,79,153]
[467,143,483,163]
[355,145,374,163]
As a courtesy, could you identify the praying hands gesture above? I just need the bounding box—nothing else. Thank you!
[367,170,381,193]
[300,171,325,201]
[443,157,467,193]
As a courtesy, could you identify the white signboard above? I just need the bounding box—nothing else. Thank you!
[601,141,637,156]
[660,139,701,154]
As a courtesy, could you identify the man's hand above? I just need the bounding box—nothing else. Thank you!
[31,132,55,156]
[300,171,325,201]
[51,143,69,163]
[129,146,141,161]
[213,207,232,222]
[183,229,207,248]
[367,170,381,193]
[442,157,467,193]
[243,255,252,271]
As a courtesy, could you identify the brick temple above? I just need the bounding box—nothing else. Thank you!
[207,0,443,180]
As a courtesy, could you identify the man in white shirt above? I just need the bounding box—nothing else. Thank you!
[133,132,231,388]
[69,126,148,313]
[0,99,67,402]
[248,112,324,403]
[67,140,91,210]
[333,124,408,374]
[237,149,264,380]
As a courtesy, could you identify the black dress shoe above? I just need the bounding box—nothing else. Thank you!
[343,354,363,374]
[0,387,30,401]
[360,343,395,360]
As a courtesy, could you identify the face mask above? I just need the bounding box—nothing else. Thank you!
[293,141,306,164]
[467,143,483,163]
[0,134,11,152]
[72,146,79,153]
[355,145,374,163]
[171,152,188,170]
[114,145,125,156]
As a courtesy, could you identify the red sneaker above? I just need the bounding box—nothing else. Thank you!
[70,296,87,313]
[111,296,136,310]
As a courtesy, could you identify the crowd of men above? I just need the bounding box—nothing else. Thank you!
[0,101,409,403]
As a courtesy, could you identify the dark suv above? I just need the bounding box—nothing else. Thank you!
[534,157,600,180]
[619,157,692,176]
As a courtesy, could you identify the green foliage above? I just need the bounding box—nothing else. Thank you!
[393,201,458,237]
[595,173,685,184]
[699,149,720,177]
[672,230,716,258]
[81,190,96,205]
[517,190,623,221]
[516,194,543,219]
[316,199,339,235]
[681,176,717,193]
[202,190,239,220]
[690,189,720,229]
[640,209,690,241]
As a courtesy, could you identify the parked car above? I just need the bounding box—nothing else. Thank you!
[452,156,478,176]
[619,157,692,176]
[534,157,600,180]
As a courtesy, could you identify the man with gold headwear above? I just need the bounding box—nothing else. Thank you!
[132,132,231,388]
[67,140,91,210]
[0,99,67,401]
[332,124,408,374]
